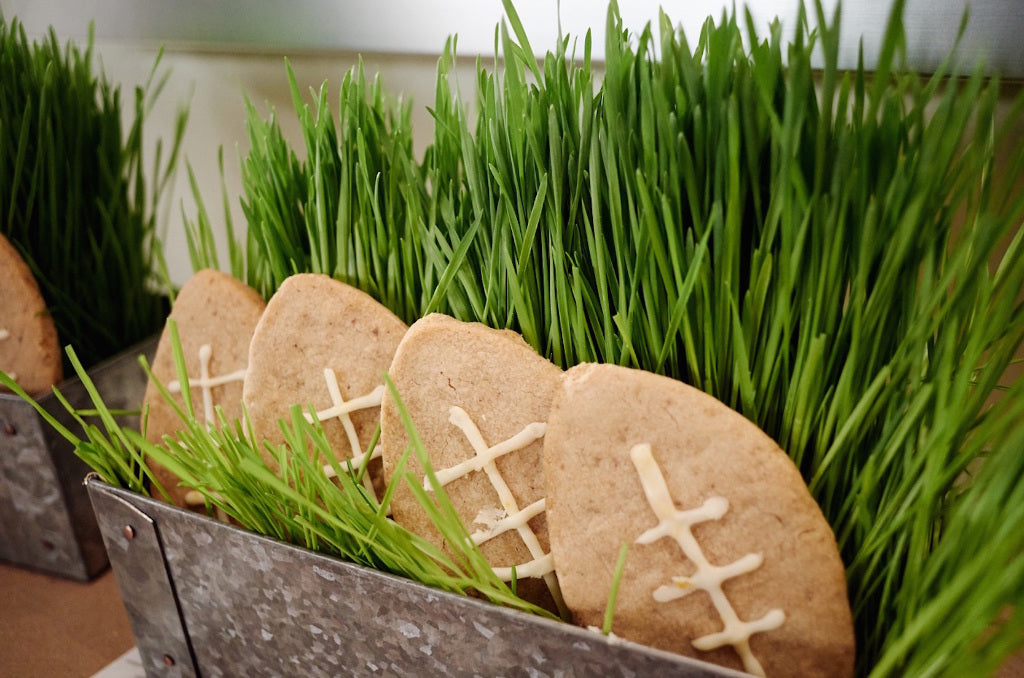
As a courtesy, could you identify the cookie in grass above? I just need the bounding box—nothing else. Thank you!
[380,313,566,616]
[544,363,855,678]
[142,269,266,508]
[243,273,407,498]
[0,232,62,395]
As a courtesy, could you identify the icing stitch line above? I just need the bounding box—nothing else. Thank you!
[167,344,247,423]
[429,405,567,617]
[630,443,785,678]
[0,328,13,380]
[492,553,555,580]
[470,498,546,545]
[426,410,546,489]
[305,367,385,496]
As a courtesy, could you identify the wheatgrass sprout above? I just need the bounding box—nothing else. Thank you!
[4,324,552,619]
[149,318,555,617]
[49,0,1024,674]
[0,347,162,496]
[0,17,186,369]
[214,58,433,324]
[144,378,554,617]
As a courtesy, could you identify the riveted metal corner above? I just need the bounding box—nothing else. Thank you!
[87,478,741,678]
[87,477,197,678]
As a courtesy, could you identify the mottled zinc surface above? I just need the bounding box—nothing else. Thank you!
[0,397,83,576]
[90,481,198,678]
[0,337,155,580]
[93,481,743,678]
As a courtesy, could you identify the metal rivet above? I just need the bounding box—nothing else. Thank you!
[163,654,175,667]
[123,525,135,540]
[3,424,14,436]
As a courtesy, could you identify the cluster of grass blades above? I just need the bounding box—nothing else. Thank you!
[0,15,186,370]
[188,2,1024,670]
[0,334,553,621]
[10,0,1021,675]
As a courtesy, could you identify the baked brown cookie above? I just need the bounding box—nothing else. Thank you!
[243,273,407,497]
[544,363,854,678]
[142,269,266,508]
[0,232,62,394]
[380,314,566,616]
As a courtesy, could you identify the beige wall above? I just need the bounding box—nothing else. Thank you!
[94,44,476,286]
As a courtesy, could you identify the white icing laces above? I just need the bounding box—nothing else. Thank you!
[184,490,205,506]
[303,367,385,494]
[427,405,566,616]
[630,443,785,677]
[0,328,18,382]
[167,344,247,423]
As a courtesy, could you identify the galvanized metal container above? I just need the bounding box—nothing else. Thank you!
[0,337,156,580]
[87,478,742,677]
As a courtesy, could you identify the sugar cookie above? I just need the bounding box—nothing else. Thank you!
[142,269,266,508]
[0,232,61,394]
[544,363,855,677]
[381,314,564,615]
[243,273,407,497]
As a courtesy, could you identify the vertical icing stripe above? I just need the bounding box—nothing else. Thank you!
[304,368,385,496]
[1,328,14,382]
[470,498,547,545]
[429,405,566,617]
[167,343,247,424]
[427,409,546,488]
[629,443,785,677]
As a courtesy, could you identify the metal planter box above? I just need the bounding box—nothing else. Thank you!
[0,337,156,580]
[87,478,742,678]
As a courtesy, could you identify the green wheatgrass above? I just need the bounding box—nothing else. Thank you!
[8,0,1023,675]
[0,335,554,621]
[0,16,185,370]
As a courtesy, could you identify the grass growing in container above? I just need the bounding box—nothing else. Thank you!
[0,16,186,370]
[0,338,553,620]
[188,3,1024,669]
[17,0,1024,674]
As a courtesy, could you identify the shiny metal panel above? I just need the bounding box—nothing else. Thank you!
[90,479,742,678]
[0,337,157,580]
[0,393,85,577]
[89,478,198,678]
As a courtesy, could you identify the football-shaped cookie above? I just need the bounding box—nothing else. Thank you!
[142,269,266,508]
[544,363,854,677]
[0,232,62,394]
[243,273,407,497]
[380,314,565,615]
